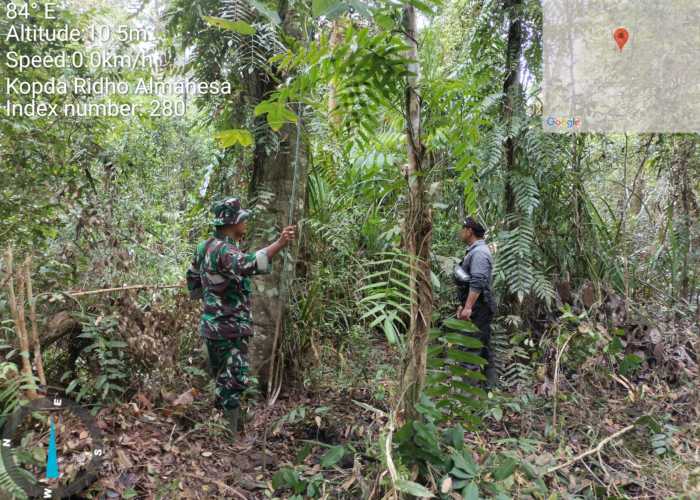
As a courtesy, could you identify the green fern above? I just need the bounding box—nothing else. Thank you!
[491,326,534,389]
[478,123,506,176]
[497,217,535,302]
[358,251,415,347]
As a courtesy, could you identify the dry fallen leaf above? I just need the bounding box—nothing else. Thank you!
[173,389,195,407]
[441,476,453,493]
[116,449,134,469]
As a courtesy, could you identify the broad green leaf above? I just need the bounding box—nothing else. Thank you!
[463,481,480,500]
[254,101,298,131]
[312,0,347,18]
[65,379,79,394]
[491,406,503,421]
[106,340,128,348]
[383,316,398,344]
[445,332,483,348]
[248,0,281,24]
[443,318,480,332]
[394,479,434,498]
[492,457,517,481]
[409,0,437,14]
[272,467,299,489]
[452,450,478,476]
[374,12,395,29]
[214,129,254,148]
[445,425,464,450]
[320,445,345,467]
[346,0,372,18]
[203,16,256,35]
[446,350,487,366]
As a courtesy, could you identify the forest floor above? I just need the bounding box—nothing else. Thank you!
[87,333,699,500]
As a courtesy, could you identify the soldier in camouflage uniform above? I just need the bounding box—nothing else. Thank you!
[186,198,296,436]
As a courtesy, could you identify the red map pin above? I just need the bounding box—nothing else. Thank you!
[614,27,629,51]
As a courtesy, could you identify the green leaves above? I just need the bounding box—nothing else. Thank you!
[358,251,415,347]
[394,479,435,498]
[443,318,480,332]
[446,350,487,366]
[463,481,480,500]
[202,16,256,35]
[272,467,301,490]
[311,0,372,19]
[214,129,254,149]
[444,332,483,348]
[248,0,281,24]
[312,0,345,18]
[619,353,643,376]
[319,445,345,467]
[451,450,478,478]
[254,101,298,131]
[492,457,517,481]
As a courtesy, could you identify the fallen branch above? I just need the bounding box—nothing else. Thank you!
[5,312,82,365]
[24,256,47,387]
[181,473,248,500]
[65,283,183,297]
[552,332,575,428]
[546,424,635,475]
[4,248,38,399]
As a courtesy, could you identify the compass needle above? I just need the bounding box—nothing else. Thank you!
[46,416,59,480]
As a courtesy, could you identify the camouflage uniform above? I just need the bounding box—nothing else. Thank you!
[187,198,271,411]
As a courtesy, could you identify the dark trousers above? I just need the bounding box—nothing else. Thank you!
[471,304,495,383]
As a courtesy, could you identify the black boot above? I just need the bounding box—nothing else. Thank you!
[223,407,241,437]
[485,365,498,389]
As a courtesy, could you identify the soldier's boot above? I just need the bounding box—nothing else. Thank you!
[223,407,242,438]
[485,364,498,389]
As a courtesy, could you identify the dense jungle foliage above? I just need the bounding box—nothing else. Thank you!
[1,0,698,498]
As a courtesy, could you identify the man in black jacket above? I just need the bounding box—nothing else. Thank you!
[455,217,498,387]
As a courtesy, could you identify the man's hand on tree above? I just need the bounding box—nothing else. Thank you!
[279,225,297,245]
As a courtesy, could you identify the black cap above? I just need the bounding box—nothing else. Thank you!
[463,217,486,237]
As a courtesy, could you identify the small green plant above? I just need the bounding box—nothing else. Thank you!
[649,416,679,456]
[394,395,548,498]
[62,314,129,403]
[424,317,489,428]
[270,466,327,499]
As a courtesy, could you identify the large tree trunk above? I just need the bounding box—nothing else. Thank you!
[246,3,308,391]
[502,0,524,223]
[500,0,525,310]
[248,120,307,391]
[671,136,697,304]
[327,19,344,127]
[400,3,433,421]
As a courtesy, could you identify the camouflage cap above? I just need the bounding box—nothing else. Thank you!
[211,197,251,227]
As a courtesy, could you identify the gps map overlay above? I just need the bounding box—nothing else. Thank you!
[543,0,700,133]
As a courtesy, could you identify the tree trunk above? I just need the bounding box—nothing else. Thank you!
[502,0,524,223]
[500,0,525,309]
[247,3,308,391]
[248,120,307,391]
[328,19,344,127]
[672,136,697,304]
[399,3,433,421]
